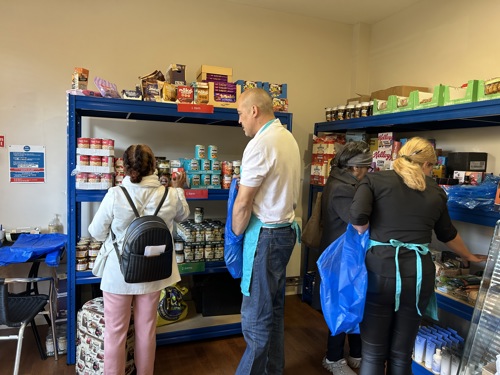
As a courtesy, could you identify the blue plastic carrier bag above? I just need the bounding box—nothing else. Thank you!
[317,223,370,335]
[224,178,244,278]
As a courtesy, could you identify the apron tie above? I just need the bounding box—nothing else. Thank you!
[369,239,430,316]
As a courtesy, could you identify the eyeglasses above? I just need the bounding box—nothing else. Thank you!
[357,166,374,172]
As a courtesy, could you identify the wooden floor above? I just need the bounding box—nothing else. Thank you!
[0,294,360,375]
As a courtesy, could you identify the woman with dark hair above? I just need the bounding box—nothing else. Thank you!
[313,141,373,375]
[350,137,487,375]
[88,144,190,375]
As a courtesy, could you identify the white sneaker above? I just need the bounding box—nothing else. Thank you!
[347,356,362,369]
[322,357,357,375]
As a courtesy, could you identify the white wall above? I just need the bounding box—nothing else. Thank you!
[0,0,353,234]
[1,0,498,258]
[364,0,500,256]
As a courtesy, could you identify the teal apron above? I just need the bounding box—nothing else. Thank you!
[369,239,438,320]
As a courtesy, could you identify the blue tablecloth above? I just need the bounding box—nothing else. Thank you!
[0,233,67,267]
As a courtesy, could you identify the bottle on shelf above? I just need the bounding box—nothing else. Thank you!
[48,214,63,233]
[432,348,442,374]
[440,347,451,375]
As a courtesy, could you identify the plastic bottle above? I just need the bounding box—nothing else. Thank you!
[440,347,451,375]
[48,214,63,233]
[432,348,442,374]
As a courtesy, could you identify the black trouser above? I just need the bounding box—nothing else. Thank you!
[359,271,434,375]
[326,332,362,361]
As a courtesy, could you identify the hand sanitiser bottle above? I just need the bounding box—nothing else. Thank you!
[432,348,442,374]
[48,214,63,233]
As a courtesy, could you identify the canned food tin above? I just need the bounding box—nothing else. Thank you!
[90,138,102,149]
[215,245,224,259]
[194,246,204,261]
[211,174,220,186]
[204,244,214,260]
[101,156,114,167]
[189,174,200,188]
[207,145,218,160]
[232,160,241,175]
[115,157,124,167]
[200,159,211,171]
[76,172,88,183]
[211,159,221,171]
[194,145,206,159]
[101,138,115,150]
[88,173,100,183]
[115,173,124,185]
[77,137,90,148]
[189,158,200,171]
[222,161,233,175]
[202,174,211,186]
[101,173,113,185]
[78,155,90,166]
[89,155,102,166]
[222,174,232,189]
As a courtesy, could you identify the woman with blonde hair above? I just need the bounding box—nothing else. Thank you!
[349,137,487,375]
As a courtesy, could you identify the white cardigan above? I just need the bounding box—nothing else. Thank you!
[88,175,190,295]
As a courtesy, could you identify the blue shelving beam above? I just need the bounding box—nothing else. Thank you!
[66,94,292,364]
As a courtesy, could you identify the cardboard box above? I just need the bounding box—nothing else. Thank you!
[372,97,396,116]
[443,80,479,106]
[196,65,233,82]
[207,82,241,109]
[166,64,186,85]
[411,85,445,110]
[391,95,413,113]
[312,142,336,155]
[477,78,500,101]
[263,82,287,98]
[235,80,262,91]
[371,85,430,101]
[346,94,371,105]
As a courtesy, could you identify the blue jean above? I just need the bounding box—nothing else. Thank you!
[236,226,296,375]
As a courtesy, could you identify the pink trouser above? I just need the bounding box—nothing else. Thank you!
[103,290,161,375]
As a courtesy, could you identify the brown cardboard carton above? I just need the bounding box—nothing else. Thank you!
[371,85,430,101]
[346,94,371,105]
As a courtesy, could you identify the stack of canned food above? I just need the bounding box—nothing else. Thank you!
[175,216,225,264]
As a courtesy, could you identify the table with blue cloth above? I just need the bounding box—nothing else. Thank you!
[0,233,67,296]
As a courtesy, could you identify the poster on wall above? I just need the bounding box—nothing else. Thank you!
[9,145,46,183]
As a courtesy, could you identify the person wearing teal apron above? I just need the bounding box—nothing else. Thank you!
[349,137,487,375]
[232,88,301,375]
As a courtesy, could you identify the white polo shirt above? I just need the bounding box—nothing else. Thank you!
[240,118,301,224]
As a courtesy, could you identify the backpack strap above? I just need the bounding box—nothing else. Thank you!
[153,187,169,216]
[119,186,140,218]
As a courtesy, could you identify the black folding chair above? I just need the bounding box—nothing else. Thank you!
[0,277,58,375]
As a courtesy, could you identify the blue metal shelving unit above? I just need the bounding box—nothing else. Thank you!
[66,94,293,364]
[308,99,500,374]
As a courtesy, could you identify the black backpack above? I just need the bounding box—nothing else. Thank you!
[111,186,173,283]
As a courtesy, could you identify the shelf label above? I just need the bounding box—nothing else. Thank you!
[177,103,214,114]
[184,189,209,199]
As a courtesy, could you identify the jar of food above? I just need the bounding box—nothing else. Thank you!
[354,104,362,118]
[76,258,88,271]
[337,105,346,120]
[360,102,370,117]
[194,207,204,224]
[88,257,96,270]
[232,160,241,175]
[345,104,355,120]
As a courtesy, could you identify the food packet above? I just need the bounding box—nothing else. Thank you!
[93,76,120,98]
